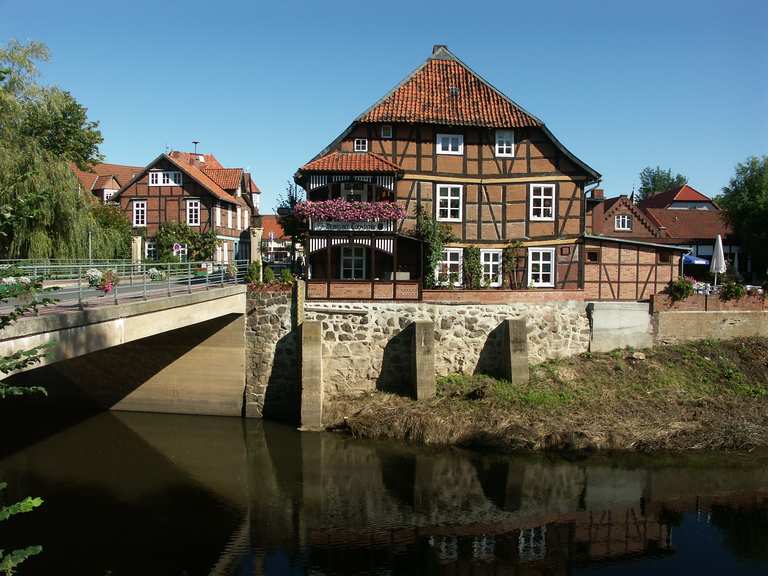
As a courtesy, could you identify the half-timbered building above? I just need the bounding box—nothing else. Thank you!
[115,150,260,263]
[295,45,682,301]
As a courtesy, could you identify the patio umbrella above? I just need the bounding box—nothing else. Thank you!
[710,234,726,287]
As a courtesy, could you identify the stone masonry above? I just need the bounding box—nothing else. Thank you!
[304,301,590,397]
[245,289,299,420]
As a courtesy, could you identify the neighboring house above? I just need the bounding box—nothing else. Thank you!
[588,184,748,279]
[294,45,682,301]
[260,215,301,267]
[113,150,261,263]
[70,162,143,204]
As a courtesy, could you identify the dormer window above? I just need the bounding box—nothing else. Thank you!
[495,130,515,157]
[381,125,393,139]
[614,214,632,231]
[354,138,368,152]
[436,133,463,155]
[149,171,182,186]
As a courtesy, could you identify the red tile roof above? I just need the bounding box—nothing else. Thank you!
[164,155,247,207]
[70,162,142,192]
[358,46,541,128]
[644,208,732,241]
[638,184,714,209]
[300,151,401,173]
[202,168,243,190]
[260,215,288,240]
[168,151,224,169]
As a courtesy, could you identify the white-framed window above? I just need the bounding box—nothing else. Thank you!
[340,246,366,280]
[236,205,242,230]
[215,245,223,263]
[530,184,555,221]
[436,133,463,155]
[435,248,463,286]
[381,125,393,139]
[354,138,368,152]
[519,526,547,563]
[132,200,147,227]
[103,190,116,203]
[222,242,228,262]
[614,214,632,231]
[243,209,249,228]
[144,239,157,261]
[227,205,233,228]
[215,201,221,226]
[149,171,182,186]
[528,248,555,288]
[186,198,200,226]
[495,130,515,157]
[341,181,368,202]
[174,243,188,260]
[481,249,503,287]
[436,184,462,222]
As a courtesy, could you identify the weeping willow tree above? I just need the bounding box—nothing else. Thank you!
[0,39,130,260]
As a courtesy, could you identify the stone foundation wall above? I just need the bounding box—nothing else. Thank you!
[304,301,590,397]
[245,289,298,420]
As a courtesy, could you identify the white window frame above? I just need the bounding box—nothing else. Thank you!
[354,138,368,152]
[227,205,233,228]
[495,130,515,157]
[215,201,221,226]
[527,248,556,288]
[149,171,182,186]
[132,200,147,227]
[236,205,242,230]
[103,189,116,203]
[436,133,463,155]
[614,214,632,231]
[186,198,200,226]
[436,184,462,222]
[435,248,463,287]
[144,239,157,261]
[340,246,366,280]
[243,209,249,228]
[381,125,393,139]
[529,184,556,222]
[174,243,188,260]
[480,249,503,287]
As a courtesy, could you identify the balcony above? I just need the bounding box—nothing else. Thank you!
[294,199,405,235]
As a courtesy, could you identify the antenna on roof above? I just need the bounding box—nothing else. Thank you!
[192,141,200,154]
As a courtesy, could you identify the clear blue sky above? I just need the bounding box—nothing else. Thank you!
[3,0,766,211]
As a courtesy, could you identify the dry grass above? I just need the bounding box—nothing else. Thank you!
[324,337,768,453]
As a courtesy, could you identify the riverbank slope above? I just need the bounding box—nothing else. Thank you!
[324,337,768,452]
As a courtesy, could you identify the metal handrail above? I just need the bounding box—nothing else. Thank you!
[0,260,250,313]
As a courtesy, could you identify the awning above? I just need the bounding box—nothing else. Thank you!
[683,254,709,265]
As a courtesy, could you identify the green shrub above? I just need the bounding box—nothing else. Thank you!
[246,261,261,283]
[667,276,694,301]
[462,246,481,289]
[280,268,295,285]
[720,280,746,301]
[263,267,275,284]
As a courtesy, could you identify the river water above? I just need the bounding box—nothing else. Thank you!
[1,410,767,575]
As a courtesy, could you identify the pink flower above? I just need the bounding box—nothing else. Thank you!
[293,199,406,222]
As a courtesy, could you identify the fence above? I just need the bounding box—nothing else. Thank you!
[0,259,250,311]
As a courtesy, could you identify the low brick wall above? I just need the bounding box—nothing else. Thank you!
[651,293,766,313]
[655,311,768,343]
[304,300,590,397]
[422,289,585,304]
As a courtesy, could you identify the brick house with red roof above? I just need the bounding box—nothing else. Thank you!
[113,150,261,263]
[70,162,144,204]
[587,184,749,279]
[294,45,683,301]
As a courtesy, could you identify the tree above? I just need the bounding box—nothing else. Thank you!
[637,166,687,201]
[719,156,768,279]
[0,40,128,260]
[276,181,306,272]
[415,205,455,288]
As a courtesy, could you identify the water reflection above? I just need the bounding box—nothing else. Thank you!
[0,411,766,575]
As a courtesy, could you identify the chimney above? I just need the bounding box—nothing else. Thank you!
[591,188,604,200]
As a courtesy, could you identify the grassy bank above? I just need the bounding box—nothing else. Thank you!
[324,337,768,452]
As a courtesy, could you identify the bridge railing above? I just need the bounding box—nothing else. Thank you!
[0,259,250,312]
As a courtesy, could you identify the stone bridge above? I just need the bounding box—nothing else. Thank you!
[0,285,247,416]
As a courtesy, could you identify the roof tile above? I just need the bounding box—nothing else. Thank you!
[300,151,400,173]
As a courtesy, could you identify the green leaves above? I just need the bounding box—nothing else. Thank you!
[0,483,44,575]
[155,222,219,261]
[638,166,687,201]
[415,205,455,289]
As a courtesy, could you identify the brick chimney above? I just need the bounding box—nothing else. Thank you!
[591,188,604,200]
